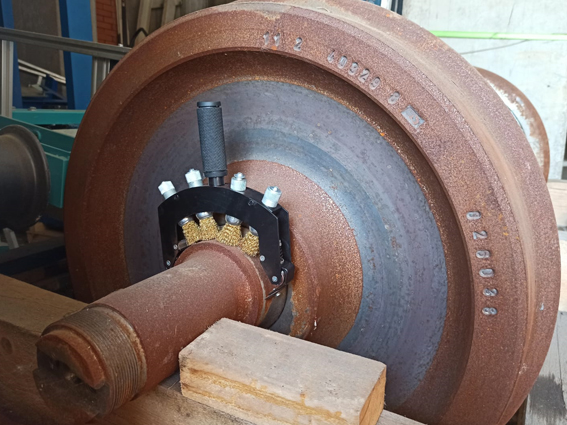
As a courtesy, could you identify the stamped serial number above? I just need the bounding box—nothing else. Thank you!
[467,211,498,316]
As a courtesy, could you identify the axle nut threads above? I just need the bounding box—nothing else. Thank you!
[158,181,176,200]
[185,169,204,188]
[33,306,147,422]
[198,216,219,240]
[231,172,247,193]
[197,101,227,187]
[262,186,282,208]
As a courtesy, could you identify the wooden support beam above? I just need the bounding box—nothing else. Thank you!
[0,274,83,425]
[0,275,420,425]
[180,319,388,425]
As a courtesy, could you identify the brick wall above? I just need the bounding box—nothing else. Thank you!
[96,0,118,45]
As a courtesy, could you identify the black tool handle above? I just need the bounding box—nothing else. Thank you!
[197,101,227,187]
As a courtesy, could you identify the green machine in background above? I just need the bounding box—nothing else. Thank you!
[0,111,81,211]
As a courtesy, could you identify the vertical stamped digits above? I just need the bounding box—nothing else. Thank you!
[388,92,401,105]
[359,68,370,83]
[370,77,381,90]
[467,211,482,220]
[483,288,498,297]
[294,37,303,51]
[348,62,359,75]
[327,50,335,63]
[473,230,488,240]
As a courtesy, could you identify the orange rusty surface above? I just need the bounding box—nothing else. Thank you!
[228,160,363,348]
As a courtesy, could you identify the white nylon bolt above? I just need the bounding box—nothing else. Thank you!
[262,186,282,208]
[158,181,176,200]
[231,172,247,193]
[185,169,204,188]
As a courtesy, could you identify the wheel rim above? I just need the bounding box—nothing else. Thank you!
[64,1,560,424]
[477,67,550,180]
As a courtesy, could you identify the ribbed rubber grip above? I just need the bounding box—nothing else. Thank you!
[197,102,227,182]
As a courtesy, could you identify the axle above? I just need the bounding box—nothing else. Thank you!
[34,242,271,423]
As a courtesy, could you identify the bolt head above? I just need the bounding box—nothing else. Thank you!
[158,181,176,199]
[196,211,212,220]
[231,173,247,193]
[271,276,278,283]
[178,217,192,227]
[226,215,242,225]
[166,260,171,267]
[262,186,282,208]
[260,255,265,262]
[185,169,204,188]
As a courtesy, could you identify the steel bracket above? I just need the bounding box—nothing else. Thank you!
[158,185,295,289]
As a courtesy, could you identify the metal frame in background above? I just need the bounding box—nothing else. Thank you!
[0,27,129,118]
[0,0,21,110]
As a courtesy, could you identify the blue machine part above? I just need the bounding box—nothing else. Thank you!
[59,0,93,110]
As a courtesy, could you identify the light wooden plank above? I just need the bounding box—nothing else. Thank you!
[180,318,388,425]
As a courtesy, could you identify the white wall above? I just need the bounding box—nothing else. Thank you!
[403,0,567,179]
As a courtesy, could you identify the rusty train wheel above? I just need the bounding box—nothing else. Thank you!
[64,1,560,424]
[477,68,550,180]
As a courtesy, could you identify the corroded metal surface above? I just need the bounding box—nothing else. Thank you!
[477,67,550,180]
[35,242,267,423]
[63,1,560,424]
[227,161,363,348]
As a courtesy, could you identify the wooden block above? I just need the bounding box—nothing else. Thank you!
[0,274,83,425]
[180,319,387,425]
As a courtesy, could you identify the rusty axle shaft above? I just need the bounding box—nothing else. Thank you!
[34,242,269,423]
